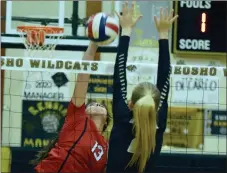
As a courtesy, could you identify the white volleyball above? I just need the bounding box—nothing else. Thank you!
[86,12,119,46]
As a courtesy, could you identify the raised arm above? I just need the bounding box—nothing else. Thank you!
[154,8,178,131]
[72,42,98,107]
[65,42,98,121]
[112,2,142,122]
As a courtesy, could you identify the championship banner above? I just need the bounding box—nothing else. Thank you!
[86,97,113,141]
[205,110,227,136]
[1,56,226,77]
[163,107,204,149]
[22,100,68,148]
[88,75,113,94]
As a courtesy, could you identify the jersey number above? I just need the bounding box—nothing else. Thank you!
[91,141,104,161]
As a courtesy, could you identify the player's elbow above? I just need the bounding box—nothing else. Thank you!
[72,97,85,108]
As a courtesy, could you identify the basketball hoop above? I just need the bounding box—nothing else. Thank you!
[17,26,64,58]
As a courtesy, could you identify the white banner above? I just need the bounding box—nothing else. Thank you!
[170,76,219,104]
[23,71,71,101]
[1,56,227,77]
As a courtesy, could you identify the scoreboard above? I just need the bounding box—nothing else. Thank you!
[172,1,227,56]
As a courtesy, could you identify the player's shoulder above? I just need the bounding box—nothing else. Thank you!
[67,101,86,114]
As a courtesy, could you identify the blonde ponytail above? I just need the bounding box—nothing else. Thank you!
[127,95,157,173]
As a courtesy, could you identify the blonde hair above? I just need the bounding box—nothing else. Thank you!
[127,82,160,173]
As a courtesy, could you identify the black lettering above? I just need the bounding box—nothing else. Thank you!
[24,92,64,100]
[174,67,181,75]
[210,67,217,76]
[6,59,14,67]
[42,60,46,68]
[47,60,55,69]
[82,62,89,70]
[191,67,199,75]
[30,60,41,68]
[65,61,72,69]
[1,58,4,66]
[187,78,194,90]
[56,61,63,69]
[183,67,190,75]
[200,67,208,76]
[16,59,23,67]
[91,62,98,71]
[35,81,52,88]
[175,81,184,90]
[209,81,217,91]
[193,79,203,90]
[73,62,81,70]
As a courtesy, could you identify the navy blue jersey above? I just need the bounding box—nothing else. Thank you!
[106,36,171,173]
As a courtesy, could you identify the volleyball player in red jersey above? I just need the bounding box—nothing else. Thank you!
[31,42,108,173]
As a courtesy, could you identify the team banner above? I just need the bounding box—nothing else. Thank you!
[1,56,227,77]
[163,107,204,149]
[88,75,113,94]
[22,100,68,148]
[205,110,227,136]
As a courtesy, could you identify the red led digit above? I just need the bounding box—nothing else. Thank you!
[201,13,206,33]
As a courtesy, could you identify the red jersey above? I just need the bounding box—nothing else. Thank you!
[35,101,108,173]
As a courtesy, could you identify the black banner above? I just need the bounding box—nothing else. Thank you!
[22,100,68,148]
[210,110,227,136]
[88,75,113,94]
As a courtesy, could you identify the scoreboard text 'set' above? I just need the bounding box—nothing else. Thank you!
[172,1,227,56]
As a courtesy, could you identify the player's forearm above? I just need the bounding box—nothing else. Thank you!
[72,42,98,107]
[83,42,98,60]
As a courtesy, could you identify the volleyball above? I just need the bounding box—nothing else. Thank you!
[86,12,119,46]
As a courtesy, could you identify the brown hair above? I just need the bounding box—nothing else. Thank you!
[127,82,160,172]
[30,136,58,166]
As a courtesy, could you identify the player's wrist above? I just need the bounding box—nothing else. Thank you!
[86,42,98,57]
[121,28,132,36]
[159,32,169,39]
[90,41,99,49]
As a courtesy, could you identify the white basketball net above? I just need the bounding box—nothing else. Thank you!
[17,27,64,58]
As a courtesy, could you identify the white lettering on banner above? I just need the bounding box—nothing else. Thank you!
[1,56,226,77]
[23,71,71,101]
[180,1,211,9]
[170,77,219,104]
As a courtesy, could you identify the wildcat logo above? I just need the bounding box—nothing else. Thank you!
[126,65,137,72]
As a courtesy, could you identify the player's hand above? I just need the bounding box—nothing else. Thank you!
[115,2,142,35]
[154,8,178,39]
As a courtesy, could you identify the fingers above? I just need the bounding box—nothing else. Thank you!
[164,8,169,20]
[131,1,136,14]
[170,15,179,23]
[168,9,174,21]
[160,8,163,20]
[122,1,129,15]
[135,15,143,23]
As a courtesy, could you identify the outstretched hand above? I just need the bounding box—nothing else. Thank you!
[154,8,178,38]
[115,2,142,35]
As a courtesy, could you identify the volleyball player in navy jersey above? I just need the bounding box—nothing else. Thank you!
[106,3,178,173]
